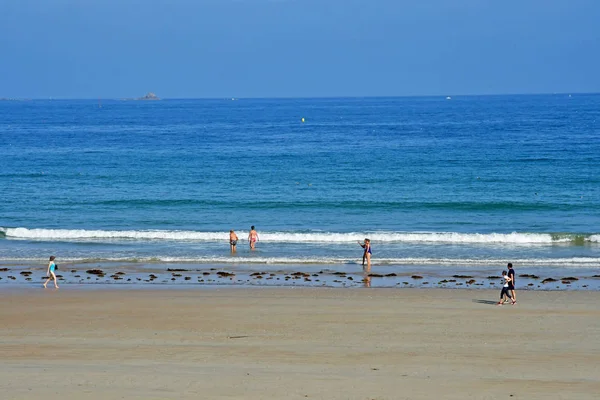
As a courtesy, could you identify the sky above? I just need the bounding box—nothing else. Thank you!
[1,0,599,98]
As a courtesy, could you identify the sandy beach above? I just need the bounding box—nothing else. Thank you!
[1,287,599,400]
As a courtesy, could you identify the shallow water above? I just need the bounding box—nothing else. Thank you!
[1,95,599,286]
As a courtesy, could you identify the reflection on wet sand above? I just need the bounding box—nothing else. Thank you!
[363,273,371,288]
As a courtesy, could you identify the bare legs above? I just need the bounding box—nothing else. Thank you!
[364,253,371,273]
[43,271,59,289]
[362,253,372,286]
[497,288,514,305]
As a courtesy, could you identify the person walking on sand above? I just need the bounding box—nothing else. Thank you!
[43,255,59,289]
[507,262,516,303]
[497,271,515,306]
[358,238,372,272]
[248,226,259,250]
[229,230,239,253]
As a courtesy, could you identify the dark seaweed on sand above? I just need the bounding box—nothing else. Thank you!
[519,274,540,279]
[541,278,557,284]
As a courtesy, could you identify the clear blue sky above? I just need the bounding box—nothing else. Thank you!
[1,0,599,98]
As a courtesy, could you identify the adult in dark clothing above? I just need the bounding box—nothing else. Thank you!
[507,263,516,303]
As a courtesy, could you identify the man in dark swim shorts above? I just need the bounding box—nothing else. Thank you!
[229,230,239,253]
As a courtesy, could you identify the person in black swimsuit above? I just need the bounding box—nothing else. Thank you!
[229,230,239,253]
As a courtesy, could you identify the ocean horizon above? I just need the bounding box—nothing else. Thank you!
[3,91,600,101]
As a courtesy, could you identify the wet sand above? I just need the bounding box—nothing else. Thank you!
[2,263,599,290]
[1,288,599,400]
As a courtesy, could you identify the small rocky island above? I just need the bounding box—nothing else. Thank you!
[137,92,160,101]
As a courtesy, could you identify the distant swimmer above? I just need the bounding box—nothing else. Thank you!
[229,230,239,253]
[248,226,259,250]
[43,255,59,289]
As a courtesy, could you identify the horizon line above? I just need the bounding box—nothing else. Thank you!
[1,91,598,101]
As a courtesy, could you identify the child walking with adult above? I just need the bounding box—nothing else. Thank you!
[43,255,59,289]
[497,270,515,305]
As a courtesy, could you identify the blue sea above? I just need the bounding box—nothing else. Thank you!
[1,95,600,288]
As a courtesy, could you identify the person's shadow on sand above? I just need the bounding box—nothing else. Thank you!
[472,299,498,305]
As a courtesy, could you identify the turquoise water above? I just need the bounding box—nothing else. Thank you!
[1,95,600,279]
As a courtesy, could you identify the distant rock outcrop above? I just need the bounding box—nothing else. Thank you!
[137,92,160,101]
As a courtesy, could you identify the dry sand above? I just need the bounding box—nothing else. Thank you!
[1,287,599,400]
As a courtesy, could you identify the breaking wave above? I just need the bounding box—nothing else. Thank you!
[1,227,598,245]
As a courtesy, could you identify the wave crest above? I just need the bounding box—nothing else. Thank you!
[1,227,598,245]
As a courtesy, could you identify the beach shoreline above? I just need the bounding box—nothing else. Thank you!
[2,287,599,400]
[2,260,599,290]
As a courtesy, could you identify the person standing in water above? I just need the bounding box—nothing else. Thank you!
[248,226,259,250]
[229,230,239,253]
[358,238,372,272]
[43,255,59,289]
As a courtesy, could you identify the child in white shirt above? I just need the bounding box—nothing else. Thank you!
[497,271,515,305]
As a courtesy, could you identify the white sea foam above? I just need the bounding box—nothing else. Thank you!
[2,255,600,267]
[2,227,595,244]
